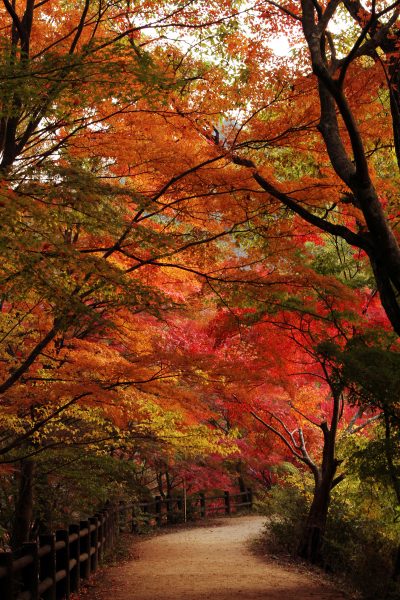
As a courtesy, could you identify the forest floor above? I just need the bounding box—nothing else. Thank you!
[81,515,349,600]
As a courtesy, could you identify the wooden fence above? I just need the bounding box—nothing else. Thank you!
[135,488,253,527]
[0,489,252,600]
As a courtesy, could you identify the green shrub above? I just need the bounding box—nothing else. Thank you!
[256,465,311,554]
[258,476,400,600]
[261,484,308,554]
[324,498,400,600]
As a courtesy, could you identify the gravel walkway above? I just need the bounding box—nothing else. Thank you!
[84,516,347,600]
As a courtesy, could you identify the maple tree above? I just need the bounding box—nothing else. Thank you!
[0,3,287,463]
[201,285,379,559]
[208,3,400,568]
[142,269,377,559]
[0,0,254,458]
[213,1,400,338]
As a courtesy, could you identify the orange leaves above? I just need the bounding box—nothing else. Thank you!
[1,0,398,504]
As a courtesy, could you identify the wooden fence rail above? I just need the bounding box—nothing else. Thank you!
[0,489,252,600]
[132,488,253,527]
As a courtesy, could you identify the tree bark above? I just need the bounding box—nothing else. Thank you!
[297,411,341,564]
[299,0,400,336]
[10,458,34,549]
[297,476,333,564]
[393,545,400,582]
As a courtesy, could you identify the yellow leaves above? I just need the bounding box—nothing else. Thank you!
[0,410,27,437]
[136,399,238,460]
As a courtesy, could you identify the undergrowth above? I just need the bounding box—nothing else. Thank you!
[257,480,400,600]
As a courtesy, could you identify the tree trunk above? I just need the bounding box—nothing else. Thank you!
[393,544,400,582]
[10,459,34,549]
[156,471,165,499]
[236,461,247,494]
[297,478,332,564]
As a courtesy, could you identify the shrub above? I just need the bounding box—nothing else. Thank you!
[324,497,400,600]
[258,475,400,600]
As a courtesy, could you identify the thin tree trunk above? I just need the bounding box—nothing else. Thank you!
[298,420,340,564]
[156,471,165,499]
[393,545,400,582]
[236,461,247,494]
[297,478,332,564]
[10,458,34,549]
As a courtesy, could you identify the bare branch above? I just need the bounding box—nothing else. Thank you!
[250,410,303,460]
[347,413,382,434]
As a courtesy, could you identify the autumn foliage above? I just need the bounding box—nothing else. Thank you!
[0,2,400,594]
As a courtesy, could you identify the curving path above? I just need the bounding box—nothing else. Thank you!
[87,516,347,600]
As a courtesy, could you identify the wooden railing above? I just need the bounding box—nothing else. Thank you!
[0,489,252,600]
[0,509,116,600]
[134,488,253,527]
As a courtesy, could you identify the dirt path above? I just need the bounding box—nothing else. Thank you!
[86,516,346,600]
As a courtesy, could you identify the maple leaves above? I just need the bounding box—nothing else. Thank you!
[216,1,400,338]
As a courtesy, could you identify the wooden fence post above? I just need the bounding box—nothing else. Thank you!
[89,517,99,573]
[106,511,112,548]
[166,496,174,524]
[102,509,109,553]
[177,495,183,522]
[199,493,206,518]
[247,488,253,510]
[141,501,149,530]
[68,524,80,594]
[130,505,138,534]
[79,520,91,580]
[224,491,231,515]
[105,509,112,550]
[21,541,39,600]
[56,529,70,600]
[102,503,111,550]
[110,507,116,546]
[95,513,104,563]
[39,533,56,600]
[0,551,14,600]
[131,504,139,533]
[118,501,126,533]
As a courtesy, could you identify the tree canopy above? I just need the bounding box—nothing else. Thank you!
[1,1,400,594]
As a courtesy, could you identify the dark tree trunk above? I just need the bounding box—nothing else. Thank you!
[297,418,341,564]
[393,544,400,582]
[236,461,247,494]
[10,459,34,550]
[297,477,332,564]
[369,256,400,337]
[165,470,172,497]
[156,471,165,499]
